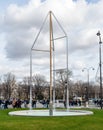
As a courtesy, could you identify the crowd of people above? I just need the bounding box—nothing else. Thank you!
[93,99,103,107]
[0,98,23,109]
[0,98,50,109]
[1,98,101,109]
[63,99,82,108]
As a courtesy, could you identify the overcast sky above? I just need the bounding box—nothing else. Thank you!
[0,0,103,83]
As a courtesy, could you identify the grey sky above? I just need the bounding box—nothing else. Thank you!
[0,0,103,82]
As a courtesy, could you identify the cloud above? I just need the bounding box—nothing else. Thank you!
[4,28,35,59]
[0,0,103,81]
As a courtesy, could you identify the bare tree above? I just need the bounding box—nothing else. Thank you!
[73,81,100,100]
[22,76,30,99]
[32,74,48,100]
[73,81,85,98]
[56,69,72,100]
[3,72,16,99]
[16,76,31,99]
[0,76,3,98]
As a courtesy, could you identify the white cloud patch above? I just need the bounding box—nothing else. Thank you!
[0,0,103,81]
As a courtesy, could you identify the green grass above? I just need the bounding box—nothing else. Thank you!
[0,108,103,130]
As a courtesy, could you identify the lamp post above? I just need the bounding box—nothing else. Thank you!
[96,31,103,109]
[82,67,94,107]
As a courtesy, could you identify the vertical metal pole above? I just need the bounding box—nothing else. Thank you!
[66,37,69,110]
[30,50,32,110]
[51,17,55,111]
[53,45,56,111]
[87,69,89,101]
[85,69,89,107]
[99,42,102,109]
[53,71,55,111]
[97,31,102,109]
[49,11,53,116]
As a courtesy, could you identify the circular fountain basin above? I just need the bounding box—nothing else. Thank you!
[9,110,93,116]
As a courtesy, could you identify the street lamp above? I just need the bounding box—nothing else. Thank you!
[82,67,94,107]
[96,31,103,109]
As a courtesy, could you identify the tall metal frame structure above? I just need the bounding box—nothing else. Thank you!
[30,11,68,115]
